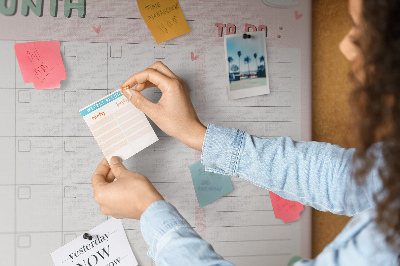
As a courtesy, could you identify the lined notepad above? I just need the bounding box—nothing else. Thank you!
[79,90,158,161]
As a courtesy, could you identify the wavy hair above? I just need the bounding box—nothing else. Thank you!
[350,0,400,252]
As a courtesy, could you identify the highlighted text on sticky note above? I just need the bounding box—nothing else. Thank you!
[137,0,191,44]
[269,191,304,224]
[14,41,66,90]
[189,160,233,208]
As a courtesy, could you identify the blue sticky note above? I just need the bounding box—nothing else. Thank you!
[189,160,233,208]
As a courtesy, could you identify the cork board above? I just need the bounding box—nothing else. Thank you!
[312,0,353,258]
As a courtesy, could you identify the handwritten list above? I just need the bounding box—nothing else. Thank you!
[14,41,66,90]
[189,160,233,208]
[137,0,191,43]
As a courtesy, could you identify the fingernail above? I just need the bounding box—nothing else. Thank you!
[110,156,122,165]
[121,85,130,92]
[124,89,133,100]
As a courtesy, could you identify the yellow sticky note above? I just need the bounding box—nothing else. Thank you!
[137,0,191,44]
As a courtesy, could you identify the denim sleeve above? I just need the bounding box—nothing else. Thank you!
[140,200,234,265]
[201,124,382,216]
[294,210,399,266]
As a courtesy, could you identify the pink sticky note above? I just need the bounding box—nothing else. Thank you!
[14,41,66,90]
[269,191,304,224]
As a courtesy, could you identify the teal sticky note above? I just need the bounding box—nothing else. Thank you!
[189,160,233,208]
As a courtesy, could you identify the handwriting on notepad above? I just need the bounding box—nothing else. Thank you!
[92,112,105,120]
[116,98,129,108]
[80,90,158,161]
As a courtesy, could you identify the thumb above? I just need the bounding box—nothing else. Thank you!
[109,156,129,178]
[122,89,155,115]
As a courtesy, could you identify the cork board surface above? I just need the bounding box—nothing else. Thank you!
[312,0,354,258]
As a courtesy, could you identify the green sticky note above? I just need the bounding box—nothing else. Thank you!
[288,256,302,266]
[189,160,233,208]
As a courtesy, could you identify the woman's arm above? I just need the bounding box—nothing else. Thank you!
[119,62,382,216]
[202,124,382,216]
[91,157,234,265]
[141,201,234,265]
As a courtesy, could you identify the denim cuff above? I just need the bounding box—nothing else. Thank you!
[140,200,191,260]
[201,124,245,176]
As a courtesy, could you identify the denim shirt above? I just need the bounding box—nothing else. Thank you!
[140,124,399,265]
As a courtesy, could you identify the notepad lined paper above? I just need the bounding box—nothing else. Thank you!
[79,90,158,161]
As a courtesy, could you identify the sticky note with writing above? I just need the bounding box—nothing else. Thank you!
[51,218,138,266]
[14,41,66,90]
[269,191,304,223]
[189,160,233,208]
[137,0,191,44]
[79,90,158,162]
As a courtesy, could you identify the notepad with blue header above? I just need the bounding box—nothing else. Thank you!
[79,90,158,162]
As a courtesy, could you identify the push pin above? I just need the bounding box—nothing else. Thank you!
[243,33,251,39]
[83,233,95,241]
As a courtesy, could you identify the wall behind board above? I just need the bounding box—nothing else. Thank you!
[312,0,353,258]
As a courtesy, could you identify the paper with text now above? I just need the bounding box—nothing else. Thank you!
[137,0,191,44]
[51,218,138,266]
[269,191,304,224]
[189,160,233,208]
[14,41,66,90]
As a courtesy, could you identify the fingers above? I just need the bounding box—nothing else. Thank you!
[121,89,157,116]
[105,169,116,183]
[147,61,178,79]
[121,68,173,94]
[91,159,111,189]
[92,160,110,205]
[122,62,181,93]
[135,81,156,92]
[109,156,129,178]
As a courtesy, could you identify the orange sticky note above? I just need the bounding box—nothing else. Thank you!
[137,0,191,44]
[14,41,66,90]
[269,191,304,224]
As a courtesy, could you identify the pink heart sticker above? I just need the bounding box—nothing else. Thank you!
[295,11,303,20]
[93,25,101,34]
[191,52,199,61]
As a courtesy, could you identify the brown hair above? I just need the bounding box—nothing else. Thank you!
[350,0,400,251]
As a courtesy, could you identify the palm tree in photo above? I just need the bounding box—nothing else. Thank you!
[260,55,266,72]
[253,53,258,74]
[244,56,251,78]
[231,64,239,73]
[237,51,242,77]
[227,56,234,73]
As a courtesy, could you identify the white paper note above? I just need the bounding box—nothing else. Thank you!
[51,218,138,266]
[79,90,158,162]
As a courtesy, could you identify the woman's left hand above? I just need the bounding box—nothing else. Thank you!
[91,157,164,219]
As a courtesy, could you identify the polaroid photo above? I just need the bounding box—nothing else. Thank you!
[224,31,270,100]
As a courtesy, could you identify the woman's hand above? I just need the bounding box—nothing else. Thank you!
[120,61,206,151]
[91,157,164,220]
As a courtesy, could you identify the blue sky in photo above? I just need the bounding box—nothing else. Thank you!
[226,34,266,73]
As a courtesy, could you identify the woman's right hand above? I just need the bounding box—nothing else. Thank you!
[120,61,206,151]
